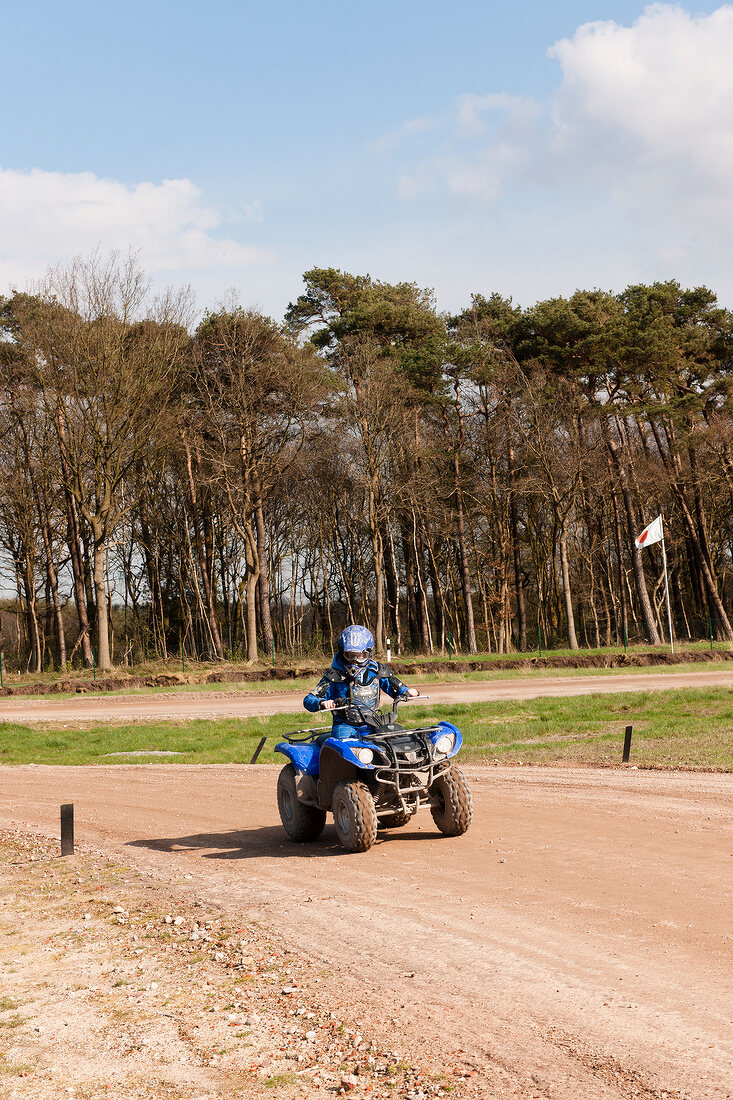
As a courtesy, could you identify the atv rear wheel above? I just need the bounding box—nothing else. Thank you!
[378,809,413,829]
[429,764,473,836]
[277,763,326,842]
[332,781,378,852]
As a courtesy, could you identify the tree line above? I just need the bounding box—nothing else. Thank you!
[1,252,732,672]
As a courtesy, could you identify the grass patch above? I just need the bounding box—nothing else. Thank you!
[0,1013,25,1028]
[412,658,733,684]
[0,1061,35,1076]
[1,686,732,770]
[0,713,324,765]
[263,1073,298,1088]
[450,689,733,770]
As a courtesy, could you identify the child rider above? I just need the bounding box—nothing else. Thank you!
[303,624,419,739]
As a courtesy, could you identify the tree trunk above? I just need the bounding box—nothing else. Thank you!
[647,421,733,641]
[56,411,94,667]
[424,534,446,651]
[558,525,579,649]
[139,505,167,659]
[64,493,94,666]
[607,437,661,644]
[688,446,714,572]
[20,561,42,673]
[608,469,629,647]
[39,516,66,670]
[367,481,385,655]
[255,496,274,656]
[507,442,527,650]
[372,529,385,656]
[383,520,401,651]
[182,436,224,659]
[453,455,477,653]
[671,565,692,640]
[684,531,704,612]
[91,524,111,670]
[414,518,432,652]
[671,484,733,640]
[401,521,420,650]
[243,519,259,663]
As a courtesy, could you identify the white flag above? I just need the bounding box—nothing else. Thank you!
[635,515,664,549]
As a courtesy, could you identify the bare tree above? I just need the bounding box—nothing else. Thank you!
[10,251,192,669]
[192,306,328,662]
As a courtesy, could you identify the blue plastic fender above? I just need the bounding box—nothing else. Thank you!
[321,737,378,771]
[430,720,463,759]
[274,741,321,776]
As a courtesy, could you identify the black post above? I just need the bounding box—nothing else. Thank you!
[60,803,74,856]
[622,725,633,764]
[249,737,268,764]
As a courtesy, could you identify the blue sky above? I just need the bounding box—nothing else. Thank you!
[3,1,733,318]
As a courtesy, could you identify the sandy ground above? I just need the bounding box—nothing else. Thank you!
[0,828,455,1100]
[1,668,733,723]
[1,762,731,1100]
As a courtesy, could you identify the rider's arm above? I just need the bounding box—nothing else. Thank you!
[303,676,332,713]
[379,668,411,699]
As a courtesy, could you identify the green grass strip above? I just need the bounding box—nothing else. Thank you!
[1,686,731,770]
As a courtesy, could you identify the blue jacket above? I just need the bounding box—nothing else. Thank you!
[304,653,409,727]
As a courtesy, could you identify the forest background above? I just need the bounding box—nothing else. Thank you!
[1,252,732,674]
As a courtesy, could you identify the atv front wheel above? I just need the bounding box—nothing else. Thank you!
[332,781,378,852]
[277,763,326,842]
[429,764,473,837]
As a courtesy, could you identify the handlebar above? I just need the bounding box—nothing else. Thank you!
[283,695,431,743]
[319,694,428,711]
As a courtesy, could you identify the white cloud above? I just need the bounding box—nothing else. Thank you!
[393,93,540,208]
[397,172,435,200]
[447,164,502,203]
[0,167,270,295]
[549,4,733,210]
[397,4,733,212]
[370,115,436,156]
[456,92,540,138]
[388,4,733,302]
[448,137,533,201]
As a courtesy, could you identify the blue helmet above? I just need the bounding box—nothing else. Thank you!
[338,625,374,672]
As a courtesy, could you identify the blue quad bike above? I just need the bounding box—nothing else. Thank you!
[274,697,473,852]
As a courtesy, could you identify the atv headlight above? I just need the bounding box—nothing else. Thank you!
[355,747,374,765]
[434,733,455,756]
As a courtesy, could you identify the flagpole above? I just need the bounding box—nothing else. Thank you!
[660,519,674,655]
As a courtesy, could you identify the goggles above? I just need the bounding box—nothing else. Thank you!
[344,650,369,664]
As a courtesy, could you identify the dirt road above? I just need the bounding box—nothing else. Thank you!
[2,667,733,723]
[1,763,730,1099]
